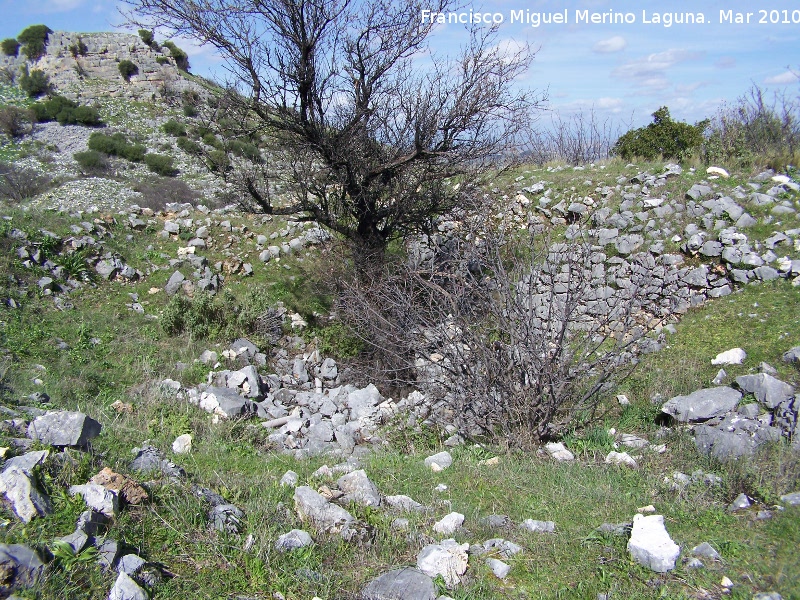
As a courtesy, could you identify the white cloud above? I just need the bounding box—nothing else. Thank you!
[714,56,736,69]
[764,71,798,85]
[593,36,626,54]
[555,97,625,114]
[612,49,702,81]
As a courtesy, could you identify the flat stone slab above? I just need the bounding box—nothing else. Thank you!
[360,567,436,600]
[661,387,741,422]
[27,411,101,447]
[735,374,795,409]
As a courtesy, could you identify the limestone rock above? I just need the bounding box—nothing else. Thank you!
[337,470,381,507]
[416,539,469,588]
[0,467,52,522]
[27,411,102,447]
[294,486,354,533]
[433,512,464,535]
[424,451,453,471]
[108,572,148,600]
[360,567,436,600]
[69,483,119,517]
[627,514,680,573]
[661,387,741,422]
[275,529,314,552]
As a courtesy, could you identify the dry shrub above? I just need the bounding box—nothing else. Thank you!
[132,177,201,211]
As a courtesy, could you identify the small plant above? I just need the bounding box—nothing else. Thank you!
[118,59,139,81]
[144,153,177,176]
[156,56,169,65]
[18,67,51,97]
[0,106,35,138]
[138,29,157,48]
[68,36,88,58]
[206,149,230,173]
[18,25,52,61]
[227,139,262,162]
[1,38,20,57]
[73,149,108,174]
[202,132,222,148]
[162,119,187,137]
[50,540,98,572]
[58,249,94,281]
[176,135,203,156]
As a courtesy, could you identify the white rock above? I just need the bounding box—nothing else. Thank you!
[433,512,464,535]
[627,514,680,573]
[280,470,299,487]
[711,348,747,365]
[172,433,192,454]
[485,557,510,579]
[544,442,574,461]
[707,167,730,178]
[424,451,453,470]
[604,451,638,468]
[519,519,555,533]
[416,539,469,587]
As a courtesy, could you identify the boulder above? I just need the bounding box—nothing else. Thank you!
[627,514,680,573]
[424,451,453,471]
[735,374,795,409]
[711,348,746,365]
[294,486,354,533]
[337,470,381,507]
[27,411,102,447]
[0,467,52,522]
[416,539,469,588]
[433,512,464,535]
[660,387,741,422]
[360,567,436,600]
[0,544,45,595]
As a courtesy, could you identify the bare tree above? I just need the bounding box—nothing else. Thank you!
[125,0,538,262]
[338,212,659,443]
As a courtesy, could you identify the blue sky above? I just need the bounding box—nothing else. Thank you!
[1,0,798,127]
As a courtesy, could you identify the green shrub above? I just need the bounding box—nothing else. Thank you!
[206,149,230,173]
[32,95,102,126]
[176,135,203,156]
[612,107,708,161]
[227,139,262,162]
[144,153,177,176]
[68,37,88,58]
[156,56,169,66]
[1,38,20,57]
[118,60,138,81]
[0,106,35,138]
[18,25,52,61]
[88,132,146,162]
[182,104,198,117]
[138,29,155,47]
[162,119,187,137]
[201,132,221,148]
[19,67,51,97]
[73,150,108,173]
[162,41,189,71]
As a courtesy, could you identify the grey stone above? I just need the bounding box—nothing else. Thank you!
[360,567,436,600]
[699,241,722,257]
[782,347,800,364]
[684,557,704,569]
[58,530,89,554]
[2,450,48,475]
[209,503,244,533]
[129,444,186,478]
[481,514,511,528]
[0,467,52,522]
[294,486,354,533]
[117,553,146,575]
[728,493,751,512]
[199,387,258,418]
[595,522,631,537]
[519,519,555,533]
[280,470,299,487]
[691,542,720,560]
[483,538,523,558]
[753,594,783,600]
[319,358,338,380]
[682,265,709,287]
[338,470,381,507]
[384,494,426,513]
[27,411,102,447]
[433,512,464,535]
[69,483,119,517]
[485,557,511,579]
[779,491,800,506]
[96,538,121,569]
[164,270,185,295]
[76,509,110,536]
[660,387,741,422]
[346,384,384,421]
[275,529,314,552]
[231,338,259,358]
[108,572,148,600]
[686,184,712,200]
[735,374,795,409]
[627,514,680,573]
[753,266,779,281]
[0,544,44,593]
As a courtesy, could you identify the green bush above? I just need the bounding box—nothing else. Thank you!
[612,107,708,161]
[73,150,108,173]
[18,25,52,61]
[1,38,20,57]
[32,95,102,126]
[182,103,198,117]
[138,29,155,47]
[206,149,230,173]
[162,119,187,137]
[88,132,146,162]
[201,132,221,148]
[161,41,189,71]
[156,56,169,66]
[68,37,88,58]
[118,60,138,81]
[19,67,51,97]
[227,139,262,162]
[176,135,203,156]
[144,153,177,176]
